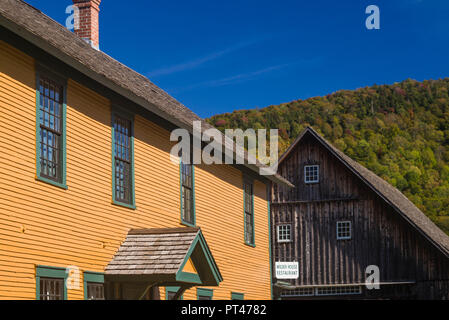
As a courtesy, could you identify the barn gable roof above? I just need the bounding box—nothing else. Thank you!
[279,127,449,258]
[0,0,292,187]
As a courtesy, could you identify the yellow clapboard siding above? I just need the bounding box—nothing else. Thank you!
[0,39,271,300]
[0,266,35,276]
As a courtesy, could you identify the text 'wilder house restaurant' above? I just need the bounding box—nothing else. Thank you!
[0,0,293,300]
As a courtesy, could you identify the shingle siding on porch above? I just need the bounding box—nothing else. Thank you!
[106,229,197,275]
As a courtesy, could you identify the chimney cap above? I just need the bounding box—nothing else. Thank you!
[72,0,102,9]
[72,0,101,4]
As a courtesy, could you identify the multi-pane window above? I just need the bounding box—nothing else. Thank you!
[39,277,64,300]
[281,286,361,297]
[304,165,319,184]
[231,292,244,300]
[316,286,361,296]
[281,288,314,297]
[337,221,352,240]
[244,181,254,245]
[181,161,194,225]
[38,76,64,183]
[167,291,176,300]
[277,224,291,243]
[197,289,213,300]
[113,115,133,205]
[166,287,183,300]
[86,282,105,300]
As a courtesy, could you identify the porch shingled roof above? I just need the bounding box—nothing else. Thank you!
[105,228,199,276]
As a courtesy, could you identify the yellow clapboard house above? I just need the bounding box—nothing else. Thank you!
[0,0,291,300]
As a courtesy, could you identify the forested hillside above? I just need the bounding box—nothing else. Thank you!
[207,78,449,234]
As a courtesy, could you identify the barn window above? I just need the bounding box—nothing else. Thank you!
[281,286,361,298]
[36,73,67,189]
[277,224,291,243]
[244,179,255,246]
[181,160,195,226]
[316,286,361,296]
[281,288,314,297]
[337,221,352,240]
[112,110,135,209]
[304,165,319,183]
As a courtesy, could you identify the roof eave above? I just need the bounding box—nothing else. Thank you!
[0,14,291,188]
[0,14,187,130]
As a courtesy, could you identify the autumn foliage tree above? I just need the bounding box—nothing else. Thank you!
[208,78,449,234]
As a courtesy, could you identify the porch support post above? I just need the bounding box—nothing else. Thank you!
[138,282,158,300]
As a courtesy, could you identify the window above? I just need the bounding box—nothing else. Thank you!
[112,111,135,208]
[337,221,352,240]
[180,161,195,226]
[166,287,183,300]
[167,291,176,300]
[39,278,64,300]
[316,286,361,296]
[281,288,314,297]
[36,265,67,300]
[277,224,291,243]
[197,288,213,300]
[244,180,255,246]
[36,73,67,188]
[281,286,361,297]
[86,283,105,300]
[231,292,244,300]
[304,165,319,184]
[83,271,105,300]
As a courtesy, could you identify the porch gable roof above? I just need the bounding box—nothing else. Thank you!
[105,227,222,286]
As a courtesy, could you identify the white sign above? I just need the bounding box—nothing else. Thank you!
[275,262,299,279]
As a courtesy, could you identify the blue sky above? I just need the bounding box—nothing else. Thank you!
[26,0,449,118]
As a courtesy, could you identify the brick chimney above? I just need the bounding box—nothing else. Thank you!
[72,0,101,50]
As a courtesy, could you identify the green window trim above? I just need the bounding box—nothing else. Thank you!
[180,160,196,227]
[165,286,184,300]
[231,292,245,300]
[83,271,104,300]
[197,288,213,300]
[35,69,68,190]
[35,265,68,300]
[243,178,255,247]
[111,107,136,210]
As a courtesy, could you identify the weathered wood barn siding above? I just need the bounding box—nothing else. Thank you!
[0,39,271,300]
[271,132,449,299]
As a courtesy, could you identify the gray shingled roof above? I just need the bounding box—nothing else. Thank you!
[0,0,292,187]
[105,228,199,276]
[279,127,449,258]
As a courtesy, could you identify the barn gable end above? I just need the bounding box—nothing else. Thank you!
[271,127,449,299]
